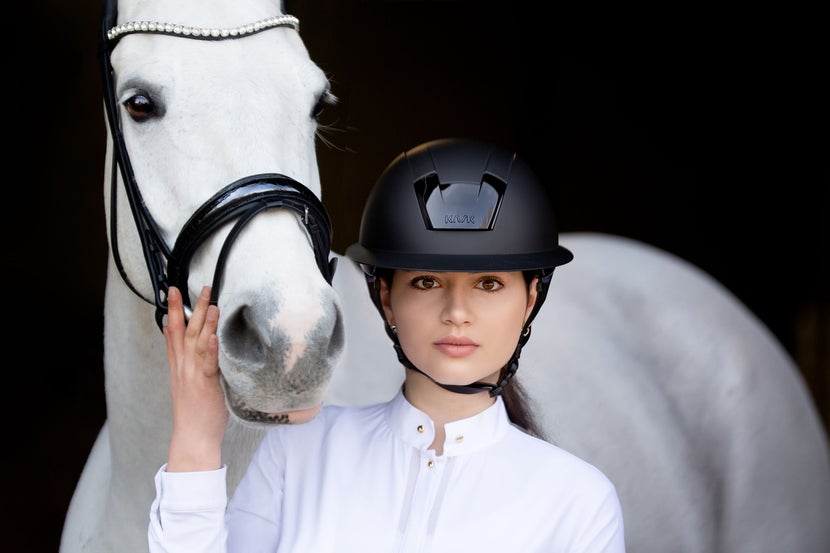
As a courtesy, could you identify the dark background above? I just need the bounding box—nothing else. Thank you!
[6,1,827,551]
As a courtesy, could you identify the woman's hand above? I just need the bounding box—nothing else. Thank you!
[163,285,229,472]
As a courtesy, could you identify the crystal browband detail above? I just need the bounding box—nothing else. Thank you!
[107,14,299,42]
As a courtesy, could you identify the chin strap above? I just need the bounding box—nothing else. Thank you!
[364,268,553,398]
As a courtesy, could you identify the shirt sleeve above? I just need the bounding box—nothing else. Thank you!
[148,463,228,553]
[574,480,627,553]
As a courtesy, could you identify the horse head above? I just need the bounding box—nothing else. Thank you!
[102,0,343,426]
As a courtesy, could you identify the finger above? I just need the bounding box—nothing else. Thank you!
[164,287,186,362]
[185,286,212,342]
[201,304,221,376]
[165,286,186,334]
[203,303,220,345]
[189,288,220,377]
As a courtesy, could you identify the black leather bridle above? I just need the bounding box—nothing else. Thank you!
[98,0,336,330]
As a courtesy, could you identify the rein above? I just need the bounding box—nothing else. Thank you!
[98,0,335,330]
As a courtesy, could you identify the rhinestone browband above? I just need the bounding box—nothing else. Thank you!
[107,14,299,41]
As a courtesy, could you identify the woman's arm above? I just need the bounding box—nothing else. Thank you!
[148,286,231,553]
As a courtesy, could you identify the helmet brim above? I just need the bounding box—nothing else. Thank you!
[345,243,573,272]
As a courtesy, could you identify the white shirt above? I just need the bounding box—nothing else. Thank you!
[149,390,625,552]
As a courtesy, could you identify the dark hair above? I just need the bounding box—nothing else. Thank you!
[497,270,546,440]
[501,376,546,441]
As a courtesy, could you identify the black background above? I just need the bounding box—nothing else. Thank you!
[6,2,827,551]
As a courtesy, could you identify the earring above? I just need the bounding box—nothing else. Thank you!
[390,324,397,335]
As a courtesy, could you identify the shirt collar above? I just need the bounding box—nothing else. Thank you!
[385,388,511,456]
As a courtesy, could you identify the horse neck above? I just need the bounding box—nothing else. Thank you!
[102,261,171,488]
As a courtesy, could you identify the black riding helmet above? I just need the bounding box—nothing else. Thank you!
[346,138,573,396]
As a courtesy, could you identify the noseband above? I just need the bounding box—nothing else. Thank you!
[99,0,335,330]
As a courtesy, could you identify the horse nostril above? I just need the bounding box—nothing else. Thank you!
[221,304,272,367]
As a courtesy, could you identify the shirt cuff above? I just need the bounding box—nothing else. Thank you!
[158,463,228,510]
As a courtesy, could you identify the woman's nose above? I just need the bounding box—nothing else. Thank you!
[442,287,473,326]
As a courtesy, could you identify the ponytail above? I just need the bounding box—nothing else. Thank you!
[501,374,547,441]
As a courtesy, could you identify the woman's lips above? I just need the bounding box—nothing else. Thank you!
[434,336,479,358]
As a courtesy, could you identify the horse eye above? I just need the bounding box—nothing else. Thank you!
[311,89,338,121]
[123,93,157,122]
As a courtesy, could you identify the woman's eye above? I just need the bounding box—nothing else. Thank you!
[412,276,438,289]
[477,278,503,291]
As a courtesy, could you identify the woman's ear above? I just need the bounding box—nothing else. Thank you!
[524,275,539,325]
[379,276,395,328]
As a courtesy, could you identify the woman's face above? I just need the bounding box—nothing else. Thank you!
[380,270,537,387]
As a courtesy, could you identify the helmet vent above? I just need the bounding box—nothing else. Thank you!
[414,173,505,230]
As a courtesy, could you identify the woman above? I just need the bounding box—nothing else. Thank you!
[149,138,626,552]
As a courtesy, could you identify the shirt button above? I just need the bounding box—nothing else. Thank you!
[417,425,424,434]
[454,434,464,442]
[427,460,435,469]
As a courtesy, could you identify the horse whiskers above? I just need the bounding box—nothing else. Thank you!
[315,124,349,152]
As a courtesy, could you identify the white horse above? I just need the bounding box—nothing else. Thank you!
[62,1,830,552]
[62,1,342,551]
